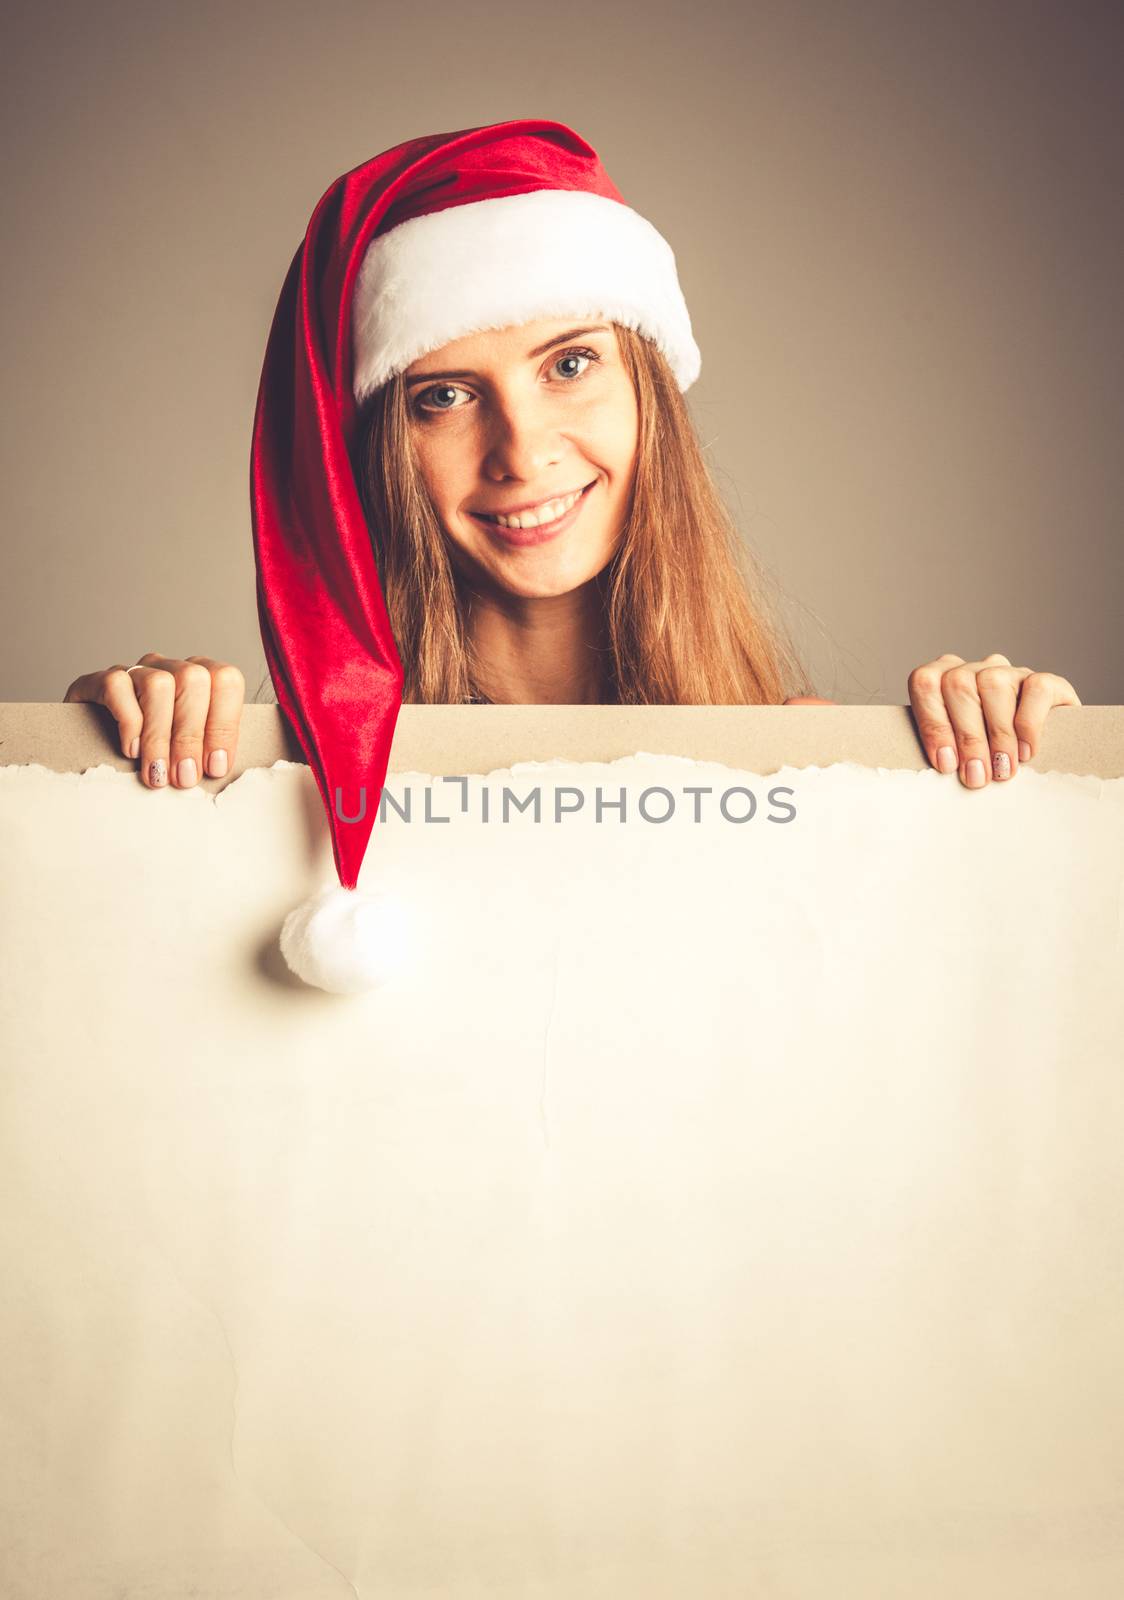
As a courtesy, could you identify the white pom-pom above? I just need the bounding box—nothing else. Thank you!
[280,883,416,994]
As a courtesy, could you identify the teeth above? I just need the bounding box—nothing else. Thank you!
[489,486,584,529]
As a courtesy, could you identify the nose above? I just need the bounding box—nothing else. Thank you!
[481,393,564,485]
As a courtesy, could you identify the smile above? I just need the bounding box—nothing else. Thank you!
[469,480,597,547]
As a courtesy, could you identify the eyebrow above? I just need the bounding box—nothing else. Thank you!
[403,325,612,385]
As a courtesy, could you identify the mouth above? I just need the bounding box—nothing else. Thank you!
[468,479,598,547]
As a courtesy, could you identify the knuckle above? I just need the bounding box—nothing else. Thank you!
[210,662,245,695]
[918,717,952,744]
[142,715,170,744]
[908,667,941,696]
[104,666,134,694]
[176,662,212,696]
[976,666,1010,692]
[169,710,204,743]
[943,667,977,697]
[135,668,175,701]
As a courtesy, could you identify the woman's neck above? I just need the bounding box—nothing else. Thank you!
[461,574,616,705]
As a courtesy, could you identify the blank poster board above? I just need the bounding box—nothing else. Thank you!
[1,704,1123,1599]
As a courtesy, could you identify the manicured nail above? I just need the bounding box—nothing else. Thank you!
[177,758,197,787]
[993,751,1011,780]
[1018,740,1031,762]
[936,745,957,773]
[149,759,167,787]
[207,749,228,777]
[129,735,140,759]
[965,758,986,788]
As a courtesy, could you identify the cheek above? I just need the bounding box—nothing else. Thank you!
[408,416,473,480]
[576,392,638,482]
[409,440,454,505]
[602,419,639,493]
[603,387,640,470]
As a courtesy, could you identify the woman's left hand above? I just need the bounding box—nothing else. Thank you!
[908,653,1082,789]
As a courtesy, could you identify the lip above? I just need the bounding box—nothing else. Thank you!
[469,479,597,547]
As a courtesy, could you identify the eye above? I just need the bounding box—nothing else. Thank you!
[415,383,465,415]
[551,346,601,381]
[412,345,602,418]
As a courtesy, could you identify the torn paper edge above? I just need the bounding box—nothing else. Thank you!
[0,755,1118,806]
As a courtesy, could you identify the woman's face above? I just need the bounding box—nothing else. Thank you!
[402,318,640,599]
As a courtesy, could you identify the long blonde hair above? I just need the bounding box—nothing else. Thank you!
[257,324,813,705]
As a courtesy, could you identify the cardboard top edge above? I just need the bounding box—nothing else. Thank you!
[1,702,1121,783]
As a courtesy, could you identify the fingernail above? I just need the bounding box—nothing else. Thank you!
[965,758,986,788]
[177,758,197,787]
[149,759,167,787]
[993,751,1011,780]
[936,745,957,773]
[129,735,140,759]
[207,749,228,777]
[1018,740,1031,762]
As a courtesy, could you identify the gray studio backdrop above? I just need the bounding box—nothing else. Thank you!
[3,0,1121,706]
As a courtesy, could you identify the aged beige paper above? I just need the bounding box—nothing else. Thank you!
[1,756,1122,1598]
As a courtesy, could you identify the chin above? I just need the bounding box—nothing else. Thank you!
[494,550,614,600]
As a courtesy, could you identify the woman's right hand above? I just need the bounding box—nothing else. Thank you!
[63,652,245,789]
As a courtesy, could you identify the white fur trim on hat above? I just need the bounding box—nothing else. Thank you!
[352,188,701,403]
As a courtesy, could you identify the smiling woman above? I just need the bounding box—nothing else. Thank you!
[60,116,1080,989]
[357,314,808,707]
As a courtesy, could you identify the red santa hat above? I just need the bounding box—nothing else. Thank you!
[250,118,701,993]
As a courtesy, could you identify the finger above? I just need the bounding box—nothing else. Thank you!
[130,665,176,789]
[907,654,966,775]
[1012,672,1083,763]
[62,672,99,703]
[940,664,993,789]
[975,665,1032,782]
[101,665,146,759]
[186,658,245,778]
[162,661,214,789]
[63,666,145,759]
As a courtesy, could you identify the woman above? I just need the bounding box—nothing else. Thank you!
[65,123,1080,796]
